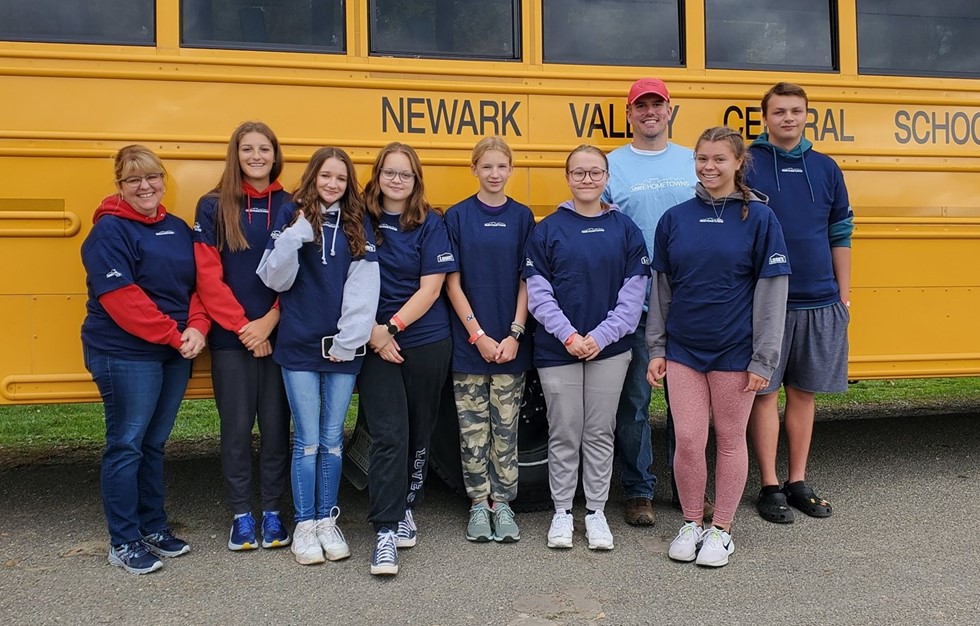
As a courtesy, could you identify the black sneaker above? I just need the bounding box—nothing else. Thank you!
[108,541,163,575]
[142,528,190,558]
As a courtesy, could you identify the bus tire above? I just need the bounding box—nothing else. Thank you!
[428,369,553,513]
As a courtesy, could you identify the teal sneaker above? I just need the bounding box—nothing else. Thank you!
[492,502,520,543]
[466,503,493,542]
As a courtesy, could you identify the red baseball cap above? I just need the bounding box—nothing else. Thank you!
[628,78,670,104]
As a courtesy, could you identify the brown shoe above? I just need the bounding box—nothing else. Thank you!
[624,498,656,526]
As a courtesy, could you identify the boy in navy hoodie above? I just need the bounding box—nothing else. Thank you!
[746,82,854,524]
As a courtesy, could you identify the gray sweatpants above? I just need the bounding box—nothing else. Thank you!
[538,351,632,511]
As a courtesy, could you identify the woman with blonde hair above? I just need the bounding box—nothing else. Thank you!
[445,136,535,543]
[81,145,209,574]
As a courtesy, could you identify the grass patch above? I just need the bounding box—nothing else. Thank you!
[1,378,977,456]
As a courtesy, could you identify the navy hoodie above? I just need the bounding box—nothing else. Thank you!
[746,134,853,309]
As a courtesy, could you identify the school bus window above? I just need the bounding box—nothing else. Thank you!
[542,0,683,67]
[857,1,980,77]
[369,0,520,60]
[182,0,345,52]
[0,0,153,45]
[704,0,836,71]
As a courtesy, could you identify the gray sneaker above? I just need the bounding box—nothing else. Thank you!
[492,502,520,543]
[466,503,493,542]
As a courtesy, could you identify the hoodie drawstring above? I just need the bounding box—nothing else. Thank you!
[321,203,341,264]
[800,153,816,202]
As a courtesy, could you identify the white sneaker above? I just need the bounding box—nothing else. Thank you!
[315,508,350,561]
[584,510,614,550]
[290,520,325,565]
[547,510,574,549]
[696,527,735,567]
[668,522,704,562]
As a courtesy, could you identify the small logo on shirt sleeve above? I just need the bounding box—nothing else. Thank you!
[365,243,376,252]
[641,256,651,265]
[525,258,534,267]
[436,252,455,263]
[105,268,122,279]
[193,222,202,232]
[769,253,788,265]
[270,229,282,240]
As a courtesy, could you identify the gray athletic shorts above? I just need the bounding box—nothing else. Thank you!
[760,300,850,395]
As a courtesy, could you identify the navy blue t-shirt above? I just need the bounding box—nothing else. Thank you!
[445,195,535,375]
[374,210,457,349]
[193,190,289,349]
[81,213,196,360]
[268,203,378,373]
[652,197,792,373]
[523,207,649,368]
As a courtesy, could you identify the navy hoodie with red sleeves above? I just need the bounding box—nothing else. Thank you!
[81,195,211,360]
[192,181,289,350]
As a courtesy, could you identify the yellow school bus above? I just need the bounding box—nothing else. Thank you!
[1,0,979,408]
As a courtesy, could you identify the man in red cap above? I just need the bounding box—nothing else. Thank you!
[602,78,701,526]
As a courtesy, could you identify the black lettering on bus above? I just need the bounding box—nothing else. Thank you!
[744,106,762,139]
[407,97,426,134]
[895,110,911,143]
[382,97,403,133]
[838,109,855,142]
[723,105,743,134]
[426,99,459,134]
[932,111,950,144]
[805,107,819,140]
[382,97,523,136]
[951,112,970,145]
[501,102,521,136]
[588,104,609,138]
[912,111,930,144]
[668,104,679,139]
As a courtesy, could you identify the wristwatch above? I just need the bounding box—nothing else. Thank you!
[509,329,523,342]
[386,322,400,336]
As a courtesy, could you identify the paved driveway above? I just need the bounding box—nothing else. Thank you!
[1,413,978,625]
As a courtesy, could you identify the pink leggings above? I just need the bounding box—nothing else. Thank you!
[667,360,756,526]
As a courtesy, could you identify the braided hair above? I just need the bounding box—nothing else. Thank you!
[695,126,753,220]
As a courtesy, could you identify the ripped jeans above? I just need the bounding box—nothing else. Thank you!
[282,368,357,522]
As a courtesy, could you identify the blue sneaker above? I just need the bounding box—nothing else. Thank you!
[108,540,163,575]
[141,528,190,558]
[261,511,291,549]
[228,514,258,551]
[370,529,398,576]
[395,509,417,548]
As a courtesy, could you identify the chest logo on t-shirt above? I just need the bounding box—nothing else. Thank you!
[379,222,398,232]
[484,221,507,228]
[155,230,175,236]
[629,177,692,193]
[769,253,788,265]
[581,227,605,234]
[105,268,122,279]
[437,252,455,263]
[780,167,803,173]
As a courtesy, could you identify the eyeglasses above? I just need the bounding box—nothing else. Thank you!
[379,168,416,183]
[119,173,164,188]
[568,168,608,182]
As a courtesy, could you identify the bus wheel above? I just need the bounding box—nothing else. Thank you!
[428,369,552,513]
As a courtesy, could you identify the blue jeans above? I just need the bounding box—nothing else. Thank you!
[614,314,657,499]
[84,346,192,546]
[282,369,356,522]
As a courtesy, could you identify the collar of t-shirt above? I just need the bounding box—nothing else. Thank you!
[629,144,669,157]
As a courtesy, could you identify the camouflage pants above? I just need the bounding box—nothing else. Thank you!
[453,372,525,503]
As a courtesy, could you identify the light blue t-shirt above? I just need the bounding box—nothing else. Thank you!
[602,143,698,261]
